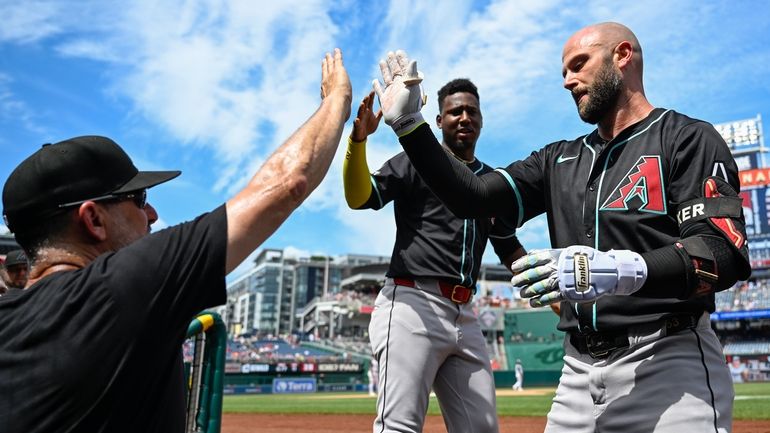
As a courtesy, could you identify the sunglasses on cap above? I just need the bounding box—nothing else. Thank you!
[57,189,147,209]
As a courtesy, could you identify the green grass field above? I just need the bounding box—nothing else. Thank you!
[223,382,770,420]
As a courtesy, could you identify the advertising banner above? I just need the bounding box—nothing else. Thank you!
[272,377,317,394]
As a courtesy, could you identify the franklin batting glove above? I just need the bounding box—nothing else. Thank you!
[511,249,563,307]
[557,246,647,303]
[372,50,426,137]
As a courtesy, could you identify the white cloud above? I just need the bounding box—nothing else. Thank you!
[43,0,339,194]
[379,0,568,136]
[0,73,47,136]
[282,246,314,260]
[2,0,769,261]
[0,1,63,43]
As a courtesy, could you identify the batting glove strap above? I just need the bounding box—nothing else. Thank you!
[391,112,426,137]
[610,249,648,296]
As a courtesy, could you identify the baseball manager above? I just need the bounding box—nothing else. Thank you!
[0,49,351,433]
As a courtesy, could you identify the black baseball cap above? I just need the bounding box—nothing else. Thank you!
[2,135,181,233]
[3,249,27,267]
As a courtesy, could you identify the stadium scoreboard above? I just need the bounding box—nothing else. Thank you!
[715,115,770,269]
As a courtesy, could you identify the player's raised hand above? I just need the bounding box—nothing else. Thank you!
[372,50,426,137]
[351,91,383,142]
[321,48,352,121]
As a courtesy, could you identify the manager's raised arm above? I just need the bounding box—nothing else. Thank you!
[225,48,351,272]
[0,48,351,433]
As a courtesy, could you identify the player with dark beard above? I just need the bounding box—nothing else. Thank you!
[374,23,749,433]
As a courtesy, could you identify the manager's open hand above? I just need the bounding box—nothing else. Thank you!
[321,48,352,121]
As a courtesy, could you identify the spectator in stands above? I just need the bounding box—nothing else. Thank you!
[729,356,749,383]
[1,249,28,294]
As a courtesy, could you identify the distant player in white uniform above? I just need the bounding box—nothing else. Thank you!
[512,359,524,391]
[367,355,379,396]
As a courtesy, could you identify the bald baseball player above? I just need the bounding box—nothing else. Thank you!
[375,23,749,433]
[0,49,351,433]
[344,78,525,433]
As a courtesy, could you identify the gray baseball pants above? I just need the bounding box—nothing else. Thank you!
[369,278,498,433]
[546,312,733,433]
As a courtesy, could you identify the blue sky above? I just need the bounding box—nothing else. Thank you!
[1,0,769,280]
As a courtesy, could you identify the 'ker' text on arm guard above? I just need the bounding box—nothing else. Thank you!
[641,176,751,299]
[343,137,374,209]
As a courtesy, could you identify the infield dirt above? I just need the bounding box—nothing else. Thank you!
[222,414,770,433]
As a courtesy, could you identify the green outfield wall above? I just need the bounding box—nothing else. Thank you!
[500,309,565,387]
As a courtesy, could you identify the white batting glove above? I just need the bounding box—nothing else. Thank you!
[513,246,648,307]
[372,50,427,137]
[557,246,647,303]
[511,249,563,307]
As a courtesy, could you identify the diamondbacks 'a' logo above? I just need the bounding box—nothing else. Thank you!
[600,155,666,214]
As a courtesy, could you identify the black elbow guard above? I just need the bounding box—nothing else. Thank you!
[674,176,751,298]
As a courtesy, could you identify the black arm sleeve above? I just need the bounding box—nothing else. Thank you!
[640,245,690,298]
[400,123,518,219]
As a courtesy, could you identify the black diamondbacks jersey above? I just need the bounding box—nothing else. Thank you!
[400,108,748,333]
[361,151,521,287]
[495,108,743,331]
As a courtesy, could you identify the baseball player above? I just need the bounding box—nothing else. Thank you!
[512,359,524,391]
[343,79,525,433]
[374,23,749,433]
[0,49,351,433]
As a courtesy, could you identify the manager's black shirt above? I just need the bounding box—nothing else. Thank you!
[0,207,227,433]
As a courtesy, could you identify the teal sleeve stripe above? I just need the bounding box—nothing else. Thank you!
[494,168,524,228]
[370,175,383,209]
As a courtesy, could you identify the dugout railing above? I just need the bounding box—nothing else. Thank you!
[185,311,227,433]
